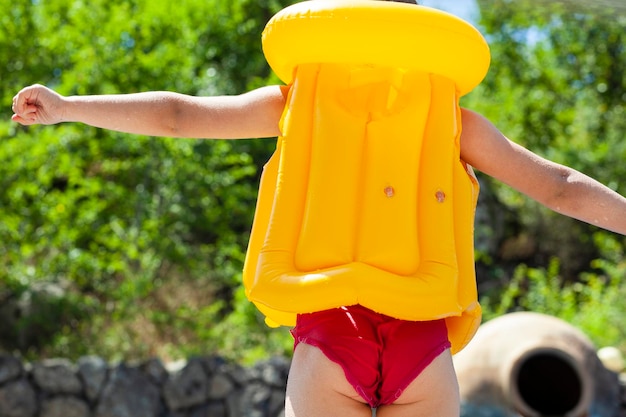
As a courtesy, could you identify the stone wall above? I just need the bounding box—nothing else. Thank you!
[1,353,626,417]
[0,354,289,417]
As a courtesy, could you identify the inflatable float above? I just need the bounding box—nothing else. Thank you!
[243,0,491,353]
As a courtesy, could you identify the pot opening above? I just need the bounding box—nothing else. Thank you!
[514,350,583,416]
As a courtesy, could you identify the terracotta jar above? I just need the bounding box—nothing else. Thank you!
[453,312,620,417]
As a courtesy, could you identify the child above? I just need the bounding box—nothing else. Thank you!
[11,2,626,417]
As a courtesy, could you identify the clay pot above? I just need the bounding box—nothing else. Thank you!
[453,312,620,417]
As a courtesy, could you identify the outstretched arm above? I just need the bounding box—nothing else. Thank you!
[11,84,286,139]
[460,108,626,235]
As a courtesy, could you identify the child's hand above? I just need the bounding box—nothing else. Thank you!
[11,84,66,126]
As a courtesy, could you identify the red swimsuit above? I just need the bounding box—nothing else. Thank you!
[291,304,451,408]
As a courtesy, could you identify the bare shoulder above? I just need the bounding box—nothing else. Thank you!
[459,107,505,170]
[459,107,536,180]
[459,107,572,205]
[241,84,288,104]
[199,85,287,139]
[237,85,288,137]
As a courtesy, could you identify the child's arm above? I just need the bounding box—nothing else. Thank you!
[460,108,626,235]
[11,84,286,139]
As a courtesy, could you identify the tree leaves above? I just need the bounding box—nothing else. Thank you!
[468,0,626,280]
[0,0,288,360]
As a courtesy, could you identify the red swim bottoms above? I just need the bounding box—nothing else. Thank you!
[291,305,451,408]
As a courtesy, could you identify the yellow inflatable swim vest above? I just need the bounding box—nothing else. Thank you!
[243,0,491,353]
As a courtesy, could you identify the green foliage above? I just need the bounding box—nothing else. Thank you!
[0,0,624,363]
[191,286,293,365]
[0,0,291,362]
[0,123,267,360]
[464,0,626,355]
[481,258,626,350]
[467,0,626,279]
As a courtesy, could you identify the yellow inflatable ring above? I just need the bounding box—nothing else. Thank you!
[262,0,490,96]
[244,0,491,353]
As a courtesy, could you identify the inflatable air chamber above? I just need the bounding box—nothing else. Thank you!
[243,0,491,353]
